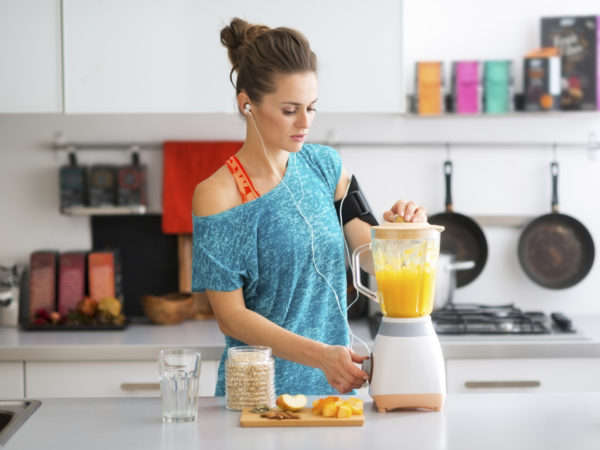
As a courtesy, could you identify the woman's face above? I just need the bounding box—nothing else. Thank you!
[251,71,318,153]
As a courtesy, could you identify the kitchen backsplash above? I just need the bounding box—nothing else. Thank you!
[0,113,598,317]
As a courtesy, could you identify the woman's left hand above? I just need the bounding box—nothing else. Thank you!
[383,200,427,223]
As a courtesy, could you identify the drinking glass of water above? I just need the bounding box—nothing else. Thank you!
[158,348,201,423]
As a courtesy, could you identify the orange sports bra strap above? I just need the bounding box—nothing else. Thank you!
[225,156,261,203]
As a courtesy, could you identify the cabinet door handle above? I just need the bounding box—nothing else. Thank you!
[465,380,541,389]
[120,382,160,391]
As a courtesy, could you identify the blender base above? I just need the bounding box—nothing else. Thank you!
[372,394,444,413]
[367,316,446,413]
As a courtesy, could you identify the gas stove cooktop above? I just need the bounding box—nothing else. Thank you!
[430,303,574,335]
[368,303,577,339]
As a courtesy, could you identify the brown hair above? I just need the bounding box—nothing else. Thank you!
[220,18,317,107]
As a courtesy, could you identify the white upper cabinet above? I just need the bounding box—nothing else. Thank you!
[63,0,404,113]
[0,0,63,113]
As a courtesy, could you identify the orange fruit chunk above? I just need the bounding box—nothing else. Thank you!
[336,404,353,418]
[311,396,364,418]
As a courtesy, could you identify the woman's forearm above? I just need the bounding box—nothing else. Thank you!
[207,289,368,393]
[219,305,328,369]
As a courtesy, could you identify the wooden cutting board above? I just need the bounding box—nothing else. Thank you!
[240,408,364,427]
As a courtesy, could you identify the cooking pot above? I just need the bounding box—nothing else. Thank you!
[433,253,475,310]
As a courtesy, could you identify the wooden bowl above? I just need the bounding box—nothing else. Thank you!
[142,292,194,325]
[189,292,214,319]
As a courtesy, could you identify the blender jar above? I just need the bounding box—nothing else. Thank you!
[353,223,444,318]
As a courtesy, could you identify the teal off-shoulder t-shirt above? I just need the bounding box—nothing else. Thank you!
[192,143,349,396]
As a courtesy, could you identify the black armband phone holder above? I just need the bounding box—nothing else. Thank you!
[334,175,379,227]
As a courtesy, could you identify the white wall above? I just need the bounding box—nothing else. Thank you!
[1,0,599,315]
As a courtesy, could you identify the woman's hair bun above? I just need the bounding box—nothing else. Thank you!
[220,17,270,68]
[220,17,317,106]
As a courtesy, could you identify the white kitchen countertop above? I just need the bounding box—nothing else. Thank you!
[1,315,600,362]
[0,319,226,361]
[4,393,600,450]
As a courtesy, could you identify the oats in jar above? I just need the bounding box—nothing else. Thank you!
[225,346,275,411]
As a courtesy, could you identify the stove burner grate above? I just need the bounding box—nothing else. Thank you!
[431,303,551,335]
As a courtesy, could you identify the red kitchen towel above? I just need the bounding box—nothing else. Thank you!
[162,141,243,234]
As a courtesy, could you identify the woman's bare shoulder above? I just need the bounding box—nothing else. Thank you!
[192,167,241,217]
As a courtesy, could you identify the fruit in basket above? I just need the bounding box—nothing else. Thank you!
[49,311,61,325]
[98,297,122,317]
[276,394,308,412]
[33,308,51,325]
[76,297,98,317]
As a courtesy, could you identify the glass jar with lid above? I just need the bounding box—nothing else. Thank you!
[225,345,275,411]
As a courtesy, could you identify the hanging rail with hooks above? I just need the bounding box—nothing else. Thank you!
[51,139,600,152]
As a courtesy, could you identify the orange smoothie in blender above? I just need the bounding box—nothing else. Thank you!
[375,265,437,317]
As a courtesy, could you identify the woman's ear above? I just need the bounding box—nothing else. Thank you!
[237,92,251,115]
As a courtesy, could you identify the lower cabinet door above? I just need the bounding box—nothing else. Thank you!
[25,360,218,398]
[0,362,24,398]
[447,358,600,394]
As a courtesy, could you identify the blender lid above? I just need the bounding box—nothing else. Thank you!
[373,222,444,231]
[371,222,444,238]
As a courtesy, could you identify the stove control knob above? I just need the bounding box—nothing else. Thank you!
[551,312,573,332]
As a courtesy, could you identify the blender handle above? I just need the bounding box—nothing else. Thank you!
[352,243,378,302]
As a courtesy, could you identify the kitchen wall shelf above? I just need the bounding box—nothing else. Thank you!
[62,206,147,216]
[402,110,600,119]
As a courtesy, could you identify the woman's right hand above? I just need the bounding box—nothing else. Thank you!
[319,345,370,394]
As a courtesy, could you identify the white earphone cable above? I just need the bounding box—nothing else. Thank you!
[247,109,370,357]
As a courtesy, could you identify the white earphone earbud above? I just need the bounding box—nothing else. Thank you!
[244,103,252,114]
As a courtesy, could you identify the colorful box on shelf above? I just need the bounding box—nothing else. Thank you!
[58,252,86,316]
[483,60,513,114]
[415,61,444,115]
[88,250,122,303]
[541,15,600,111]
[28,251,58,322]
[452,61,482,114]
[523,47,561,112]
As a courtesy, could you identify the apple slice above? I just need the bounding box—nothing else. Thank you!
[276,394,308,412]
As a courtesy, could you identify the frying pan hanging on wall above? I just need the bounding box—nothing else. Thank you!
[429,161,488,287]
[518,162,594,289]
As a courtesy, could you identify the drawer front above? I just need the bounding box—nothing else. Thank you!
[0,362,24,398]
[447,358,600,394]
[25,360,218,398]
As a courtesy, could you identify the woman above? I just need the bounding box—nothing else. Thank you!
[192,18,427,396]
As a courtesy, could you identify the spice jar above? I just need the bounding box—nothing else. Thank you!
[225,346,275,411]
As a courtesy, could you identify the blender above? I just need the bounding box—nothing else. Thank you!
[353,222,446,412]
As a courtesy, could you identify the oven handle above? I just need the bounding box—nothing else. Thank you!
[465,380,541,389]
[120,382,160,391]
